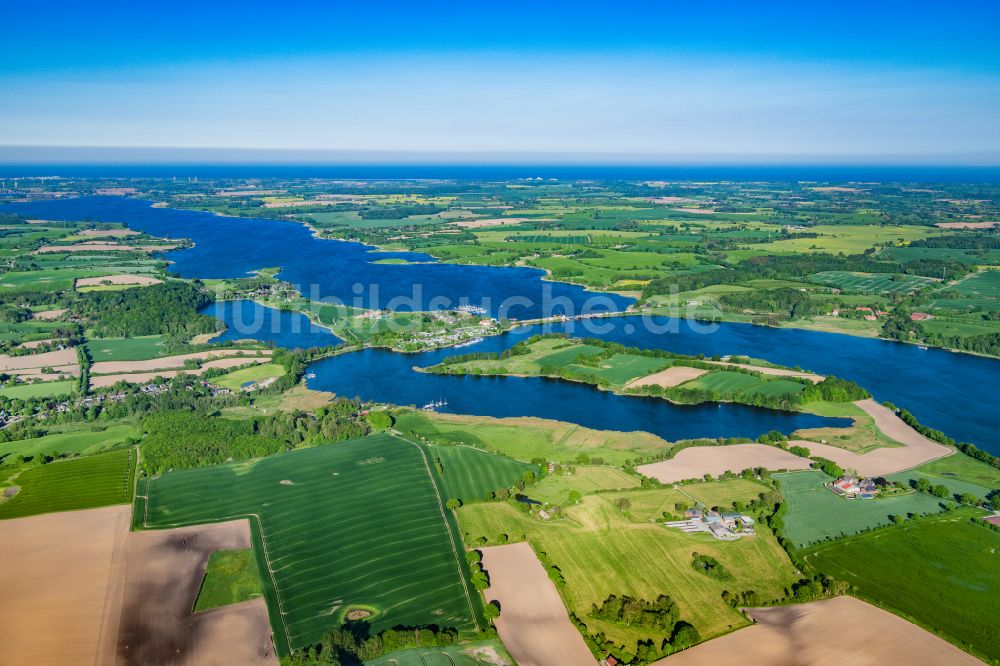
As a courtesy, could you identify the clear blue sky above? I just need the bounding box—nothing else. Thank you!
[2,1,999,163]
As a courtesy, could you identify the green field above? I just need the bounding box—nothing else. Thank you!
[85,335,169,361]
[565,353,671,386]
[0,423,139,460]
[681,370,765,394]
[810,271,938,294]
[0,379,77,399]
[393,410,672,466]
[951,270,1000,298]
[136,434,481,653]
[537,343,606,367]
[213,362,287,391]
[801,510,1000,662]
[889,453,1000,501]
[431,445,536,501]
[774,471,953,548]
[529,466,641,505]
[194,549,264,612]
[0,447,135,519]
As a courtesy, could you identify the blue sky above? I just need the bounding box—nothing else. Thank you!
[2,1,999,163]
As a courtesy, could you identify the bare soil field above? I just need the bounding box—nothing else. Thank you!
[91,349,270,375]
[76,274,163,287]
[79,229,140,237]
[626,365,708,389]
[100,519,277,666]
[637,444,812,483]
[480,542,595,666]
[16,338,55,349]
[0,505,130,666]
[789,399,953,476]
[0,346,78,371]
[704,360,824,383]
[9,364,80,380]
[935,221,997,229]
[90,357,270,388]
[32,308,67,320]
[654,596,982,666]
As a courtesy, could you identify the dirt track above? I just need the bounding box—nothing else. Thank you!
[654,596,982,665]
[637,444,812,483]
[480,542,595,666]
[101,519,277,666]
[789,399,953,476]
[0,505,130,666]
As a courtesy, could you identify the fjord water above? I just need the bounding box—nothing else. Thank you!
[202,300,342,347]
[5,197,1000,451]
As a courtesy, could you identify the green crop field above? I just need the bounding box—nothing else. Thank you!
[0,423,139,460]
[566,353,671,386]
[457,488,799,646]
[135,434,481,654]
[510,234,591,245]
[0,379,77,400]
[536,343,606,367]
[882,246,1000,266]
[0,320,66,343]
[950,270,1000,298]
[774,471,953,548]
[85,335,169,361]
[746,379,806,398]
[213,362,287,391]
[682,370,764,395]
[431,445,536,501]
[889,453,1000,501]
[0,268,108,293]
[801,510,1000,662]
[194,549,264,612]
[0,447,135,519]
[810,271,938,294]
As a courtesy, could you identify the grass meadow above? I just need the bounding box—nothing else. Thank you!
[85,335,169,361]
[0,423,139,460]
[0,379,77,400]
[213,362,286,391]
[135,434,482,654]
[0,447,135,519]
[801,510,1000,662]
[193,549,264,612]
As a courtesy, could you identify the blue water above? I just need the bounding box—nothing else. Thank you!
[1,197,631,320]
[3,196,999,451]
[305,333,844,442]
[4,164,1000,183]
[202,300,342,348]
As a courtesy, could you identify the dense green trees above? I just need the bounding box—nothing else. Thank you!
[285,623,459,665]
[72,282,220,337]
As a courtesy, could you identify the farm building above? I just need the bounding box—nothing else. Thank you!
[665,507,755,540]
[828,475,880,499]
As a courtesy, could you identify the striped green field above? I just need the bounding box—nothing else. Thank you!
[431,445,536,501]
[746,379,807,398]
[951,270,1000,298]
[537,343,606,367]
[810,271,937,295]
[135,434,482,655]
[0,447,136,519]
[682,370,764,394]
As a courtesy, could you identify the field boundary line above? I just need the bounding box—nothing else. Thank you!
[390,430,482,633]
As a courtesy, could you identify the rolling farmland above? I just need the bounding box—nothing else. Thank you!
[801,510,1000,662]
[810,270,937,294]
[135,434,482,654]
[0,447,136,519]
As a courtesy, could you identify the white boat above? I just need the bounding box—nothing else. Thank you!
[306,372,316,378]
[918,345,928,350]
